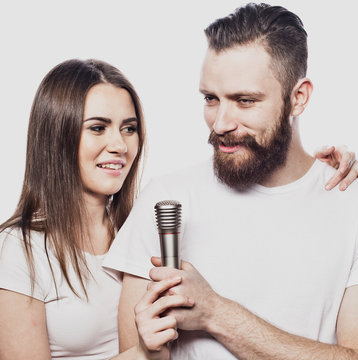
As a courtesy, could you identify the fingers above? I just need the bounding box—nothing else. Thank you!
[139,326,178,352]
[136,277,182,313]
[137,294,194,320]
[150,266,180,282]
[135,293,194,353]
[314,145,335,160]
[137,313,178,353]
[325,171,345,191]
[338,160,358,191]
[325,153,356,190]
[336,149,355,174]
[151,256,162,267]
[137,314,177,335]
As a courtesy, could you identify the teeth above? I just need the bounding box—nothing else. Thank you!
[98,163,123,170]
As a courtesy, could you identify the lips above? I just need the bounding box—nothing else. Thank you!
[96,160,126,170]
[219,143,242,153]
[97,163,123,170]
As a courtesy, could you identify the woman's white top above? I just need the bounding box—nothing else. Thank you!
[0,228,121,359]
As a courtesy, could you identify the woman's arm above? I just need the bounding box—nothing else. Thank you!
[0,289,51,360]
[315,145,358,190]
[0,277,190,360]
[113,276,194,360]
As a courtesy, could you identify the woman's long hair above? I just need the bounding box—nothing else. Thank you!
[0,59,146,297]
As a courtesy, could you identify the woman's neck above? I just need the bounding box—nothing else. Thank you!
[81,193,113,255]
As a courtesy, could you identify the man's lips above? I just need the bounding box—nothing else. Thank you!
[219,143,243,153]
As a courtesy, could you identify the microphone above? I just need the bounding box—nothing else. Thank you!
[154,200,182,269]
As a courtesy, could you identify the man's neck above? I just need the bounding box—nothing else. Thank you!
[259,130,315,188]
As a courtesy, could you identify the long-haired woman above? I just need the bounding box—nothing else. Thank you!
[0,59,191,360]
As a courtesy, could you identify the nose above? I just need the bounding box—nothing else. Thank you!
[212,102,238,135]
[107,130,127,154]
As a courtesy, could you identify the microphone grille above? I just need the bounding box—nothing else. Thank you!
[155,200,182,231]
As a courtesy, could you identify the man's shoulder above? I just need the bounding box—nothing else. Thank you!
[148,158,214,191]
[133,159,215,212]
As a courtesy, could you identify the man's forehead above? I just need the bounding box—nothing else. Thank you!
[199,44,280,95]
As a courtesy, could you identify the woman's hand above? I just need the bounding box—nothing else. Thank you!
[134,277,194,360]
[314,145,358,190]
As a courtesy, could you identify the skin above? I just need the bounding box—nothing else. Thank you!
[0,84,191,360]
[79,84,139,254]
[200,44,314,188]
[314,145,358,190]
[118,45,358,359]
[79,83,139,202]
[150,258,358,360]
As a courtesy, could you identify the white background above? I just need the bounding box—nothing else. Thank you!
[0,0,357,223]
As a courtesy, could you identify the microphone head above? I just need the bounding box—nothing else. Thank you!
[155,200,182,232]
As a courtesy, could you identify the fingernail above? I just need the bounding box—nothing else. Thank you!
[173,276,181,282]
[340,183,347,191]
[188,298,195,305]
[325,184,332,190]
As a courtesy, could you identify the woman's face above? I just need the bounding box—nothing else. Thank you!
[79,83,139,203]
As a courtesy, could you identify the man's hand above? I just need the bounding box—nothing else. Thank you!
[150,257,218,332]
[315,145,358,190]
[149,258,358,360]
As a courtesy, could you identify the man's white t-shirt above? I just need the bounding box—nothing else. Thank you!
[103,159,358,359]
[0,229,121,359]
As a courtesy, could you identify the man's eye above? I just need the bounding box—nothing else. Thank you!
[89,125,105,133]
[204,95,216,104]
[238,98,255,105]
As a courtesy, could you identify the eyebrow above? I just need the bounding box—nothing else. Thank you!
[83,116,138,124]
[199,88,265,99]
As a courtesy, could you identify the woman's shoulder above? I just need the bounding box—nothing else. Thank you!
[0,227,46,254]
[0,227,52,301]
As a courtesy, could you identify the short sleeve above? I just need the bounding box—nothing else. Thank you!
[103,178,169,279]
[0,230,52,301]
[346,230,358,288]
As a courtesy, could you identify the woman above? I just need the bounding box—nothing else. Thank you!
[0,59,191,359]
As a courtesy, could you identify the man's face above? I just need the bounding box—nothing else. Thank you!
[200,44,292,189]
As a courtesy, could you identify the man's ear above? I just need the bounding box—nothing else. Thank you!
[290,78,313,117]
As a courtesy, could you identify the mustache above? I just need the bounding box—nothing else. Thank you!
[208,130,260,150]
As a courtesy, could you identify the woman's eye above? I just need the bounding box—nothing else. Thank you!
[122,125,138,134]
[89,125,105,133]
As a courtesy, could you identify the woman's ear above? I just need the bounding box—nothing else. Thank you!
[290,78,313,117]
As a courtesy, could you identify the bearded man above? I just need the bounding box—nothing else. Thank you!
[104,3,358,359]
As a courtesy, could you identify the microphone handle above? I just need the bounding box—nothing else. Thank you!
[159,230,180,269]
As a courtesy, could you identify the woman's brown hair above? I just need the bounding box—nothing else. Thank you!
[0,59,146,297]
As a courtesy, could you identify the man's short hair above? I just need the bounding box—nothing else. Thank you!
[204,3,308,99]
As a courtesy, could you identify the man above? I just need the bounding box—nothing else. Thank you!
[103,3,358,359]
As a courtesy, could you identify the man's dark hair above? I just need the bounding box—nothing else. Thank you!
[204,3,308,99]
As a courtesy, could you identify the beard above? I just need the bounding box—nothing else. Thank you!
[208,102,292,190]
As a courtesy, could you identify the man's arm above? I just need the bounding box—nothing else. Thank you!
[150,258,358,360]
[207,286,358,359]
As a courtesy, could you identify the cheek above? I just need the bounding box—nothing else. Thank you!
[78,140,88,170]
[126,135,140,163]
[78,134,98,162]
[204,107,216,129]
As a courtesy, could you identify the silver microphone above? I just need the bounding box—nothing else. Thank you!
[154,200,182,269]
